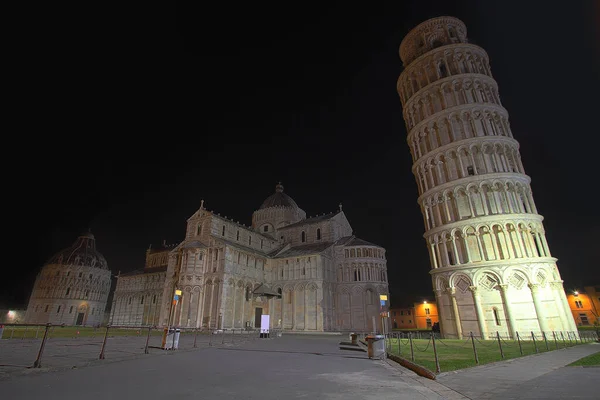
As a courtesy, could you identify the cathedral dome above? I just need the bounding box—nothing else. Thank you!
[259,183,299,209]
[46,231,109,270]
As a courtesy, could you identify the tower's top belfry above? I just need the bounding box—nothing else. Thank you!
[399,16,467,66]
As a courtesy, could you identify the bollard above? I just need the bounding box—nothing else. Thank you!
[222,328,225,344]
[144,326,152,354]
[531,331,538,353]
[516,331,523,356]
[209,329,213,346]
[543,332,549,350]
[431,333,441,373]
[99,325,110,360]
[409,332,415,362]
[33,324,52,368]
[193,328,199,348]
[470,332,479,365]
[496,331,504,359]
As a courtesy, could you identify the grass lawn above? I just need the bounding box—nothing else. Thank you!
[386,334,593,373]
[568,352,600,367]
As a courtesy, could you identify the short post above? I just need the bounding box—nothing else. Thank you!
[193,328,199,348]
[531,331,538,353]
[144,326,152,354]
[516,331,523,356]
[35,325,40,339]
[397,333,401,355]
[409,332,415,362]
[431,333,441,373]
[32,323,51,368]
[496,331,504,359]
[209,329,213,346]
[221,328,225,344]
[553,331,558,349]
[10,326,14,339]
[99,325,110,360]
[543,332,549,351]
[470,332,479,365]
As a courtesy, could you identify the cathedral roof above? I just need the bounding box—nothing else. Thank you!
[259,183,299,210]
[278,211,340,230]
[343,237,381,247]
[273,242,334,258]
[46,231,109,270]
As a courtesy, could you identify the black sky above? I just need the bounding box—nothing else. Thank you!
[5,1,599,309]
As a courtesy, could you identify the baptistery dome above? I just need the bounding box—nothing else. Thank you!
[47,232,109,270]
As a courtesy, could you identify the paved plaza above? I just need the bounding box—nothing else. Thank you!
[0,333,598,399]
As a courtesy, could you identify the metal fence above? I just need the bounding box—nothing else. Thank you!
[0,323,281,373]
[357,329,599,373]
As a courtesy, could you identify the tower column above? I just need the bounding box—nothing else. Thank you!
[498,284,517,338]
[434,289,446,337]
[550,281,571,332]
[447,287,463,339]
[528,283,549,333]
[469,286,488,339]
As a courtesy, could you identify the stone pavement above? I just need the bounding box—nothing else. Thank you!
[435,342,600,399]
[0,334,458,400]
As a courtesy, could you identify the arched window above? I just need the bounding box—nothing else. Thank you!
[263,225,268,232]
[236,230,240,240]
[301,231,306,242]
[197,225,201,235]
[277,288,282,298]
[65,287,70,296]
[222,225,225,236]
[249,236,252,246]
[245,287,251,301]
[316,228,321,240]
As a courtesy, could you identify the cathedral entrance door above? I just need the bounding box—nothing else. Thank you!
[76,313,84,326]
[254,308,262,328]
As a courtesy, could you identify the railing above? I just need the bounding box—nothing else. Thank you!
[0,323,280,371]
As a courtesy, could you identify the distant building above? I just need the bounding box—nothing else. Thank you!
[397,16,577,339]
[567,286,600,327]
[111,183,390,332]
[0,309,26,324]
[390,299,439,330]
[24,232,112,326]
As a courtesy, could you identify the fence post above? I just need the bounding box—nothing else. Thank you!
[32,323,51,368]
[99,325,110,359]
[531,331,538,353]
[193,328,199,348]
[10,326,14,339]
[35,325,40,339]
[543,332,549,351]
[144,326,152,354]
[552,331,558,349]
[470,332,479,365]
[397,332,401,355]
[496,331,504,359]
[516,331,523,355]
[221,328,226,344]
[22,326,28,339]
[409,332,415,362]
[561,331,566,348]
[431,333,441,373]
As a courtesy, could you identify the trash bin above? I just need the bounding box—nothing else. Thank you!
[0,325,4,339]
[366,334,386,359]
[350,333,358,345]
[174,329,181,349]
[162,328,175,350]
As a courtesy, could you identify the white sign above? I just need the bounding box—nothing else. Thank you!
[260,315,270,333]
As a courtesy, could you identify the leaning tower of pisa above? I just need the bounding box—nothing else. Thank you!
[396,16,577,339]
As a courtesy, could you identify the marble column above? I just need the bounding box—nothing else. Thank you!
[469,286,488,339]
[528,283,549,333]
[447,287,463,339]
[498,284,517,338]
[434,289,446,337]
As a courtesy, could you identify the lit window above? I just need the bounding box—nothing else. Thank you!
[425,308,430,315]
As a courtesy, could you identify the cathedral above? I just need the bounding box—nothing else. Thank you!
[110,183,390,332]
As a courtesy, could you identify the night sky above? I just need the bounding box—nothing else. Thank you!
[6,1,599,309]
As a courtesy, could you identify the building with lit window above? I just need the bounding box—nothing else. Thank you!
[391,300,439,330]
[567,286,600,327]
[111,183,389,332]
[396,16,577,339]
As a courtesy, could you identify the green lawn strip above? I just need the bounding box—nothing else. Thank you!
[567,352,600,367]
[387,338,584,373]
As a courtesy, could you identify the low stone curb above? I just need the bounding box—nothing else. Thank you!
[387,353,437,380]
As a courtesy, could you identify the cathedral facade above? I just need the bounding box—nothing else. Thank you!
[397,17,577,339]
[110,184,389,332]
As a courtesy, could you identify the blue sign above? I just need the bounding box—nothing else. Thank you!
[380,299,386,306]
[174,295,180,301]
